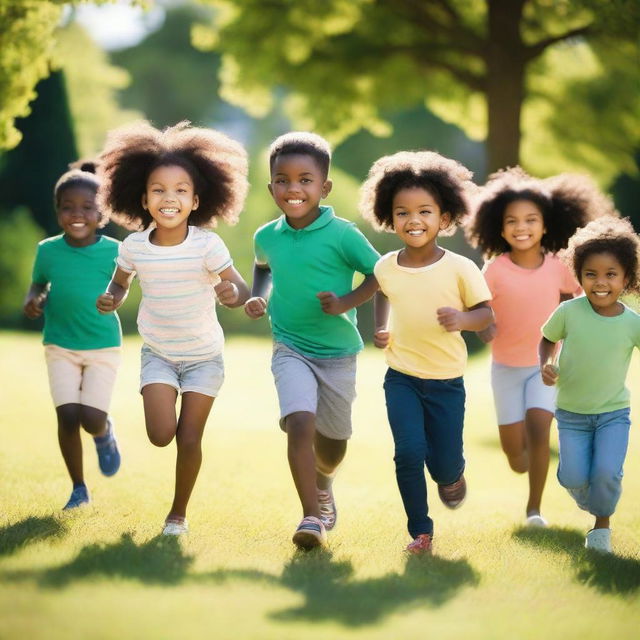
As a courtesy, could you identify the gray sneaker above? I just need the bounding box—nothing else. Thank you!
[585,528,612,553]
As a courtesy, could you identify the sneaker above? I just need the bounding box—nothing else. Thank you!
[406,533,433,555]
[62,485,90,510]
[526,513,548,528]
[317,487,337,530]
[162,519,189,536]
[438,474,466,509]
[292,516,327,550]
[94,416,121,477]
[585,528,612,553]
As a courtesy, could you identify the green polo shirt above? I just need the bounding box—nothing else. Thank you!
[542,296,640,414]
[32,234,122,350]
[254,206,380,358]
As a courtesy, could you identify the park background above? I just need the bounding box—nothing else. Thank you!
[0,1,639,638]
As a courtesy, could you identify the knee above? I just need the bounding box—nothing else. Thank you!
[176,433,202,454]
[56,405,80,432]
[394,441,424,470]
[506,455,528,474]
[557,466,588,490]
[148,431,174,448]
[78,406,107,436]
[286,413,314,447]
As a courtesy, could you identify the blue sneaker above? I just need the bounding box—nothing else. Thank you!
[94,417,121,477]
[63,485,90,510]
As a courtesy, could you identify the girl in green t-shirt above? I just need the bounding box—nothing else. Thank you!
[24,163,122,511]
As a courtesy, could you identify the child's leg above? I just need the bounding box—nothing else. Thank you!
[78,405,109,437]
[56,403,84,485]
[314,432,347,490]
[498,422,528,473]
[168,391,215,520]
[142,384,179,446]
[383,369,431,538]
[286,411,321,518]
[524,408,552,514]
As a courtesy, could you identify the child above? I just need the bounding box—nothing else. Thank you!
[540,216,640,553]
[466,168,613,527]
[244,132,380,550]
[24,162,122,510]
[359,151,493,554]
[96,121,250,536]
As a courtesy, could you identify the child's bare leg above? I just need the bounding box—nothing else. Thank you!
[168,392,214,520]
[314,432,347,490]
[499,421,528,473]
[78,405,109,437]
[594,516,610,529]
[56,404,83,484]
[142,383,179,447]
[524,408,552,514]
[286,411,320,518]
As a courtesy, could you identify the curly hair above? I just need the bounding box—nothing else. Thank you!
[98,121,248,230]
[563,216,640,295]
[269,131,331,178]
[466,167,616,257]
[358,151,474,235]
[54,161,109,228]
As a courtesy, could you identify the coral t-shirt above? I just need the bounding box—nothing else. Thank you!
[483,253,581,367]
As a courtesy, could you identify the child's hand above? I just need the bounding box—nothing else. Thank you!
[437,306,463,332]
[23,292,47,319]
[215,280,239,306]
[541,363,559,386]
[374,329,390,349]
[244,296,267,319]
[316,291,347,315]
[96,292,116,314]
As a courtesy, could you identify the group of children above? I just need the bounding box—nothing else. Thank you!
[24,121,640,555]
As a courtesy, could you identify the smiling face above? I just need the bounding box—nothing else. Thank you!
[56,185,100,247]
[142,164,199,234]
[580,251,629,316]
[501,199,545,254]
[391,186,449,252]
[268,153,332,229]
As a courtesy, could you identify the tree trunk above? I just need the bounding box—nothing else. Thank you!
[485,0,527,172]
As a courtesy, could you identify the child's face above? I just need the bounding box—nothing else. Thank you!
[57,185,100,247]
[268,154,332,229]
[580,251,629,316]
[391,187,449,249]
[142,165,199,231]
[501,199,545,253]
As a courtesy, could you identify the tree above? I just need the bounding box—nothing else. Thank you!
[201,0,639,174]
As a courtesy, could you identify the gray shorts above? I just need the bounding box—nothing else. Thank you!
[491,361,556,425]
[140,344,224,398]
[270,342,357,440]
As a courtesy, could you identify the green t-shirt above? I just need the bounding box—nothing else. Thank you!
[542,296,640,414]
[32,234,122,350]
[254,206,380,358]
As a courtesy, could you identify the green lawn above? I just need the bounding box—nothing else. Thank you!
[1,331,639,639]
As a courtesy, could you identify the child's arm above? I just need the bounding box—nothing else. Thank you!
[244,263,272,319]
[23,283,49,319]
[317,274,379,315]
[373,290,390,349]
[476,322,497,343]
[538,337,559,386]
[96,267,134,314]
[215,265,250,308]
[437,301,493,333]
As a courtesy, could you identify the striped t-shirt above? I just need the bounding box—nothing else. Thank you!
[118,225,232,361]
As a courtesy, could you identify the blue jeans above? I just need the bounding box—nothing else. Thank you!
[556,407,631,517]
[383,368,466,537]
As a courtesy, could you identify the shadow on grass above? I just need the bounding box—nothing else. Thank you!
[0,516,66,557]
[200,548,479,627]
[513,526,640,595]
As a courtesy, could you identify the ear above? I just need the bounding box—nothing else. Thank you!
[440,212,451,229]
[322,179,333,199]
[141,194,148,210]
[192,194,199,211]
[267,183,274,198]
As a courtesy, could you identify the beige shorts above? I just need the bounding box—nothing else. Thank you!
[44,344,121,413]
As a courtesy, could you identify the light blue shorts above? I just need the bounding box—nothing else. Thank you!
[140,345,224,398]
[491,361,556,425]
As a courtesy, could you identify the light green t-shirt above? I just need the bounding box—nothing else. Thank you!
[254,206,380,358]
[542,296,640,414]
[32,234,122,350]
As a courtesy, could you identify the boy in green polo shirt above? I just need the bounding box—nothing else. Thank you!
[244,132,380,549]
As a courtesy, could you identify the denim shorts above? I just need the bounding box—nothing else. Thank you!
[140,344,224,397]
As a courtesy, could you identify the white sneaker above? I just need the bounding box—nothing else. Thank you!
[292,516,327,550]
[526,513,548,528]
[162,519,189,536]
[585,528,612,553]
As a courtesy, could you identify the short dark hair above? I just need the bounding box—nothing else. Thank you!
[359,151,474,235]
[269,131,331,178]
[54,161,109,228]
[98,121,248,230]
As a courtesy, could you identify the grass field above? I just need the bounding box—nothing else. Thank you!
[1,331,639,639]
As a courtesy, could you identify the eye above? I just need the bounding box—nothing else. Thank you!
[301,178,311,183]
[420,209,432,215]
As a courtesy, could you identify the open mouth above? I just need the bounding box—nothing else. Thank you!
[407,230,424,236]
[159,208,180,217]
[286,199,304,205]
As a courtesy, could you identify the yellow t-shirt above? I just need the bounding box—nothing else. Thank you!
[374,249,491,379]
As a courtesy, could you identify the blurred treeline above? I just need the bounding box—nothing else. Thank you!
[1,3,638,348]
